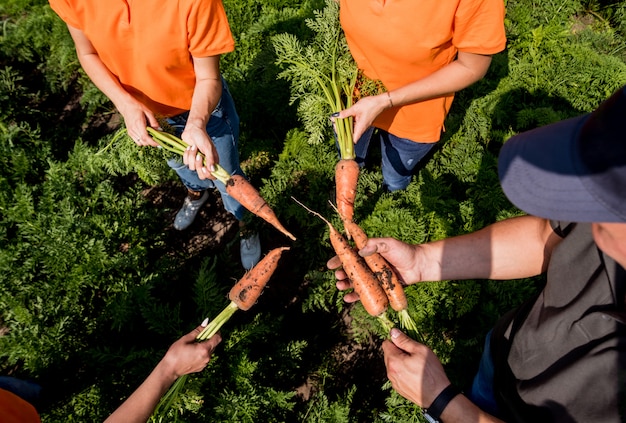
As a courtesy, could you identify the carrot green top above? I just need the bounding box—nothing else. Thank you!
[48,0,235,117]
[340,0,506,142]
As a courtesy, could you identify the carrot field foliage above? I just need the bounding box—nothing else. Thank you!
[0,0,625,421]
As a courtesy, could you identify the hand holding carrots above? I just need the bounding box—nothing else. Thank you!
[160,324,222,379]
[328,237,424,302]
[120,99,160,147]
[333,93,391,145]
[382,328,450,408]
[181,125,219,180]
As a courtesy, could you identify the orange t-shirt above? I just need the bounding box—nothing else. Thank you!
[49,0,235,117]
[340,0,506,142]
[0,389,41,423]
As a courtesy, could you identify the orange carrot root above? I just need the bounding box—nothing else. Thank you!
[292,197,388,317]
[328,222,388,317]
[344,220,408,312]
[335,159,359,222]
[226,175,296,241]
[229,246,290,311]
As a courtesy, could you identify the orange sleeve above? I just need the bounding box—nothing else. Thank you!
[453,0,507,54]
[187,0,235,57]
[48,0,80,29]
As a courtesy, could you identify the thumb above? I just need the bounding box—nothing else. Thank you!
[359,238,384,257]
[389,327,417,352]
[186,317,210,341]
[145,111,160,129]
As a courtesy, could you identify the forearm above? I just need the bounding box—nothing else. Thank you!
[440,394,505,423]
[185,78,222,130]
[184,54,223,130]
[67,25,135,111]
[104,360,176,423]
[76,53,136,109]
[417,215,558,282]
[386,52,492,108]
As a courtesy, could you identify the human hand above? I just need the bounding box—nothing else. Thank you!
[159,323,222,379]
[326,237,422,304]
[333,93,390,143]
[382,328,450,407]
[120,100,160,147]
[181,124,219,180]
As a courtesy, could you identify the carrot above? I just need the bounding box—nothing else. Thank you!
[329,223,388,318]
[229,246,290,311]
[335,158,359,223]
[155,246,289,417]
[343,219,407,312]
[293,198,392,328]
[343,218,424,342]
[146,127,296,241]
[220,172,297,241]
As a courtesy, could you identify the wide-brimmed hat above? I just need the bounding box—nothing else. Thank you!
[498,86,626,223]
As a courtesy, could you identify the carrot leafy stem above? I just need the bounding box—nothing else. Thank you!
[273,0,358,159]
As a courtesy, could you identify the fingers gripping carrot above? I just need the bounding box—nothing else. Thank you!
[292,198,388,318]
[229,246,290,311]
[156,246,289,417]
[328,222,389,317]
[335,159,359,222]
[343,220,408,312]
[146,128,296,241]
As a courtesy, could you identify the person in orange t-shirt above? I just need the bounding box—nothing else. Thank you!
[334,0,506,191]
[48,0,261,270]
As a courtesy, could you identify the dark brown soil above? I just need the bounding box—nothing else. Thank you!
[141,180,239,257]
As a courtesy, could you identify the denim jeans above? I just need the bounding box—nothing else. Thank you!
[166,77,245,220]
[0,376,41,405]
[467,330,502,417]
[354,127,436,191]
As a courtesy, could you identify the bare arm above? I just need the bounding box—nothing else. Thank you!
[180,55,223,179]
[415,215,560,283]
[330,216,561,302]
[66,25,158,146]
[104,326,221,423]
[337,51,493,142]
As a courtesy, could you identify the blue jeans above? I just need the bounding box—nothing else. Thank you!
[354,127,436,191]
[166,78,245,220]
[467,330,501,417]
[0,376,41,405]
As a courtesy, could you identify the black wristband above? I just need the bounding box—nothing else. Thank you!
[423,384,461,423]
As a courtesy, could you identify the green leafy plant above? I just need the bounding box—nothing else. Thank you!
[273,0,357,152]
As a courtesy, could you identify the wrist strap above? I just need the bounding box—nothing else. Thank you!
[423,384,461,422]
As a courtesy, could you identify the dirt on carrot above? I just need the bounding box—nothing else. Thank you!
[328,222,388,317]
[229,246,290,311]
[343,219,408,312]
[293,198,388,318]
[146,129,296,241]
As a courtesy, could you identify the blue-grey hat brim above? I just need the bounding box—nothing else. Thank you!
[499,86,626,223]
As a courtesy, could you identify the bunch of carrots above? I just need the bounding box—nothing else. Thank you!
[153,246,290,418]
[294,198,422,341]
[146,127,296,241]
